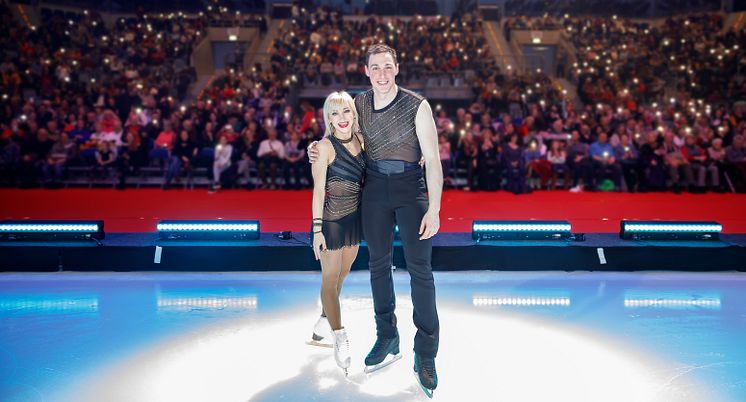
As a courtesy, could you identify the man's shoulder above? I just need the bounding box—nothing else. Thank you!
[354,90,372,104]
[399,87,425,103]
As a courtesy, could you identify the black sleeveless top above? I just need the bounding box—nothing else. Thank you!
[323,134,366,221]
[354,87,424,163]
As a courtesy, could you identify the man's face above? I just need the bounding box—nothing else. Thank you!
[365,52,399,96]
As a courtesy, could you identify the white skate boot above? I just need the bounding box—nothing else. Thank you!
[306,315,333,348]
[332,328,351,376]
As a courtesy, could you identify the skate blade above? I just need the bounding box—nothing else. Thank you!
[364,353,402,374]
[305,340,333,348]
[413,370,434,399]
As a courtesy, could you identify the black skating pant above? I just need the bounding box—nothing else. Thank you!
[362,168,439,358]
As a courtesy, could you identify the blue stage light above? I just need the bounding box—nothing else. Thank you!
[157,220,260,240]
[0,220,105,240]
[472,220,572,240]
[620,220,721,240]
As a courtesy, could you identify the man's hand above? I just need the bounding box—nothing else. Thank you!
[419,209,440,240]
[307,141,320,163]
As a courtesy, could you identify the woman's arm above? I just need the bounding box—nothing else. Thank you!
[311,140,333,259]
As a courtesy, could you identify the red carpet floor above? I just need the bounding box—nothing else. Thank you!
[1,189,745,233]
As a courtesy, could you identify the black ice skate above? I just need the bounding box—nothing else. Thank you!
[363,335,402,373]
[413,353,437,398]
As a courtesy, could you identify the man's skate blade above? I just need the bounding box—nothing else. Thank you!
[364,353,402,374]
[305,340,333,348]
[413,371,434,399]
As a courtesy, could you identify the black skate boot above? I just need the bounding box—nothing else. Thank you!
[414,353,437,398]
[363,334,401,373]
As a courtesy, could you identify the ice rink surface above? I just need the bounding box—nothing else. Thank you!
[1,270,745,402]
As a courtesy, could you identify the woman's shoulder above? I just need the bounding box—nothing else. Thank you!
[318,137,335,155]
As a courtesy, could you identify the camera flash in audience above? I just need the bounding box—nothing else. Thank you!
[90,78,96,83]
[180,106,187,113]
[20,114,27,121]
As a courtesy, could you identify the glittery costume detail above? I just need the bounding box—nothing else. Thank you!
[355,87,424,163]
[318,134,366,250]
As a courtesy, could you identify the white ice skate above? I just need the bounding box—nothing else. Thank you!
[332,328,351,376]
[305,315,333,348]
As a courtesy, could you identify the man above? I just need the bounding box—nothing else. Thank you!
[589,132,623,191]
[309,44,442,396]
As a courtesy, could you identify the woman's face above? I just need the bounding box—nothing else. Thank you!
[328,105,354,136]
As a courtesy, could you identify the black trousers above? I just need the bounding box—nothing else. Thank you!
[362,168,439,358]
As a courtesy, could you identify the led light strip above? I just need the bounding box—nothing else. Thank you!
[473,296,571,306]
[158,296,258,309]
[624,298,720,308]
[472,224,572,232]
[157,223,259,231]
[0,224,100,232]
[623,224,722,232]
[0,297,99,312]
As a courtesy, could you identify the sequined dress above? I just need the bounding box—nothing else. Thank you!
[318,134,366,250]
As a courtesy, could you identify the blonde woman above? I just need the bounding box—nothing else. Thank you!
[308,91,366,376]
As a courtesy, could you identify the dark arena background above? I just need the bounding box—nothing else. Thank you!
[1,0,746,401]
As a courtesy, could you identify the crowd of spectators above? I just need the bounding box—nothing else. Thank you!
[504,0,719,18]
[2,1,746,194]
[272,8,494,87]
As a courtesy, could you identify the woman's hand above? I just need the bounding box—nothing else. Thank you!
[312,232,327,260]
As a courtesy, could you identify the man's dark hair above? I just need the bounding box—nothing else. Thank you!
[365,43,398,66]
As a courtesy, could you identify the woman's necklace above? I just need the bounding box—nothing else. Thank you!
[334,133,354,144]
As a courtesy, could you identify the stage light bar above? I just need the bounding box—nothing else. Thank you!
[472,220,572,240]
[620,220,721,240]
[473,296,571,307]
[157,296,258,311]
[0,220,105,241]
[157,220,260,240]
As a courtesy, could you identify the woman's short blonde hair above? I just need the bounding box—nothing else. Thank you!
[322,91,359,138]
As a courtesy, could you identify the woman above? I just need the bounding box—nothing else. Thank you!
[308,91,365,376]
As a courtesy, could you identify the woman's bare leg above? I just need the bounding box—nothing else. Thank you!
[337,245,359,296]
[320,249,344,330]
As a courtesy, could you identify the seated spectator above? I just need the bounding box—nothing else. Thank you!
[477,129,501,191]
[566,131,593,192]
[42,132,76,188]
[93,141,117,179]
[20,128,54,188]
[662,131,694,193]
[165,130,198,190]
[639,131,667,191]
[116,131,144,190]
[439,134,453,187]
[682,134,718,193]
[547,140,570,190]
[283,129,306,190]
[236,126,259,190]
[725,134,746,192]
[257,126,285,189]
[457,132,479,191]
[590,132,623,191]
[524,139,552,190]
[614,134,641,192]
[152,120,176,167]
[0,134,21,186]
[707,138,727,192]
[210,135,233,192]
[502,133,530,194]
